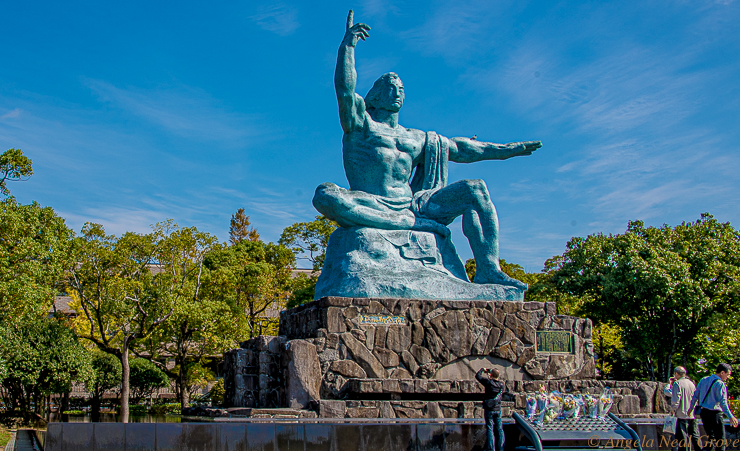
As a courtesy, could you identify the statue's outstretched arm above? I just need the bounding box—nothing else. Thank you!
[447,137,542,163]
[335,10,370,133]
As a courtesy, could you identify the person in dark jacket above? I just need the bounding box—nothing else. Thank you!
[476,367,506,451]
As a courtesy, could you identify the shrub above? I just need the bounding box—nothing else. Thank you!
[149,403,181,415]
[129,405,148,415]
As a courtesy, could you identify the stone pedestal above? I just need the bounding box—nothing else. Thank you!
[279,297,595,383]
[224,297,601,418]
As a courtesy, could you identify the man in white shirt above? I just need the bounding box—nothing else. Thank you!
[664,366,701,451]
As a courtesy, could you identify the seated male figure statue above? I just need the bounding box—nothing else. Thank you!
[314,12,541,291]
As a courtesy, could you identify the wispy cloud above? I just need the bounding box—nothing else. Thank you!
[0,108,21,119]
[84,80,261,147]
[249,3,299,36]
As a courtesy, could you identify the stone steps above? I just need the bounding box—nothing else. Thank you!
[12,430,40,451]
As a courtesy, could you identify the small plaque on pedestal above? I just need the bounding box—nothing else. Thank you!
[536,330,574,354]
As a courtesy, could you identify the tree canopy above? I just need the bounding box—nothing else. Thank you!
[545,213,740,381]
[0,149,33,197]
[279,215,337,271]
[204,239,294,338]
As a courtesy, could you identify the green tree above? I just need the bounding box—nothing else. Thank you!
[207,379,225,406]
[279,215,338,309]
[229,208,260,244]
[136,221,239,409]
[85,351,122,422]
[205,240,295,338]
[546,214,740,381]
[464,258,541,286]
[0,318,91,420]
[128,358,169,406]
[279,215,337,271]
[692,314,740,395]
[0,197,79,419]
[465,258,476,282]
[0,149,33,197]
[67,223,178,422]
[286,273,317,309]
[0,198,74,323]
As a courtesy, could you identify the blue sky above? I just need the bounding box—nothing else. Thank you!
[1,0,739,271]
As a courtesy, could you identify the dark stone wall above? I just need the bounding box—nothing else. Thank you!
[223,336,286,408]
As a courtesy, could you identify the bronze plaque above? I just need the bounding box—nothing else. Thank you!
[536,331,574,354]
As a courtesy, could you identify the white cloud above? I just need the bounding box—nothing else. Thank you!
[249,4,299,36]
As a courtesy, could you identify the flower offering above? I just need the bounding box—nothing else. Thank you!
[526,393,537,420]
[583,394,599,418]
[533,388,549,424]
[561,394,580,418]
[598,387,614,419]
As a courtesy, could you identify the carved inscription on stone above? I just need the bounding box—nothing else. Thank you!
[535,331,574,354]
[359,314,406,326]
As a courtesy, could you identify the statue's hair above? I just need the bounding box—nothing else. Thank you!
[365,72,402,110]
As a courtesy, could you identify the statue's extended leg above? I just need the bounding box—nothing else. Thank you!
[422,180,527,290]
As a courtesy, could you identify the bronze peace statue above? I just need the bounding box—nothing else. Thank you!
[313,11,542,301]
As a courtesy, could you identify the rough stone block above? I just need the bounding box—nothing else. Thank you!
[382,379,401,393]
[386,325,412,353]
[340,332,387,378]
[285,339,321,409]
[320,400,347,418]
[620,395,641,414]
[329,360,367,379]
[389,367,412,379]
[373,347,400,368]
[326,307,346,333]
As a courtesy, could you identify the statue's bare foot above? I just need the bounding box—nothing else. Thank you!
[474,269,528,291]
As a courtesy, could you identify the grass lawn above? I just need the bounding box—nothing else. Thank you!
[0,425,11,450]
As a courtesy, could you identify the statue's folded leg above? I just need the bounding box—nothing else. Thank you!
[416,179,527,290]
[313,182,450,237]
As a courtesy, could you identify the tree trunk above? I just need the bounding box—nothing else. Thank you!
[120,338,131,423]
[91,392,102,422]
[177,358,189,410]
[60,391,70,414]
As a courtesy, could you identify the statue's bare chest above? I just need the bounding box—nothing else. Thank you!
[353,121,424,163]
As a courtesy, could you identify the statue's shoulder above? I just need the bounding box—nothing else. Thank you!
[403,127,427,140]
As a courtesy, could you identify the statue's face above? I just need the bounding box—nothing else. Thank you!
[378,78,405,112]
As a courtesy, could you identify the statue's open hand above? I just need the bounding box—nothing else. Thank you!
[509,140,542,157]
[343,10,370,47]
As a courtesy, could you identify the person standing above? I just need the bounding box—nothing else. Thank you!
[664,366,701,451]
[689,363,739,451]
[476,367,506,451]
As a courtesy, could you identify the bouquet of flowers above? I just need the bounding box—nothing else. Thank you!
[533,388,549,424]
[598,387,614,419]
[561,394,580,419]
[526,393,537,420]
[583,394,599,418]
[544,391,562,423]
[574,394,585,418]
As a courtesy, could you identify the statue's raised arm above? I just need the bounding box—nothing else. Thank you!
[335,10,371,133]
